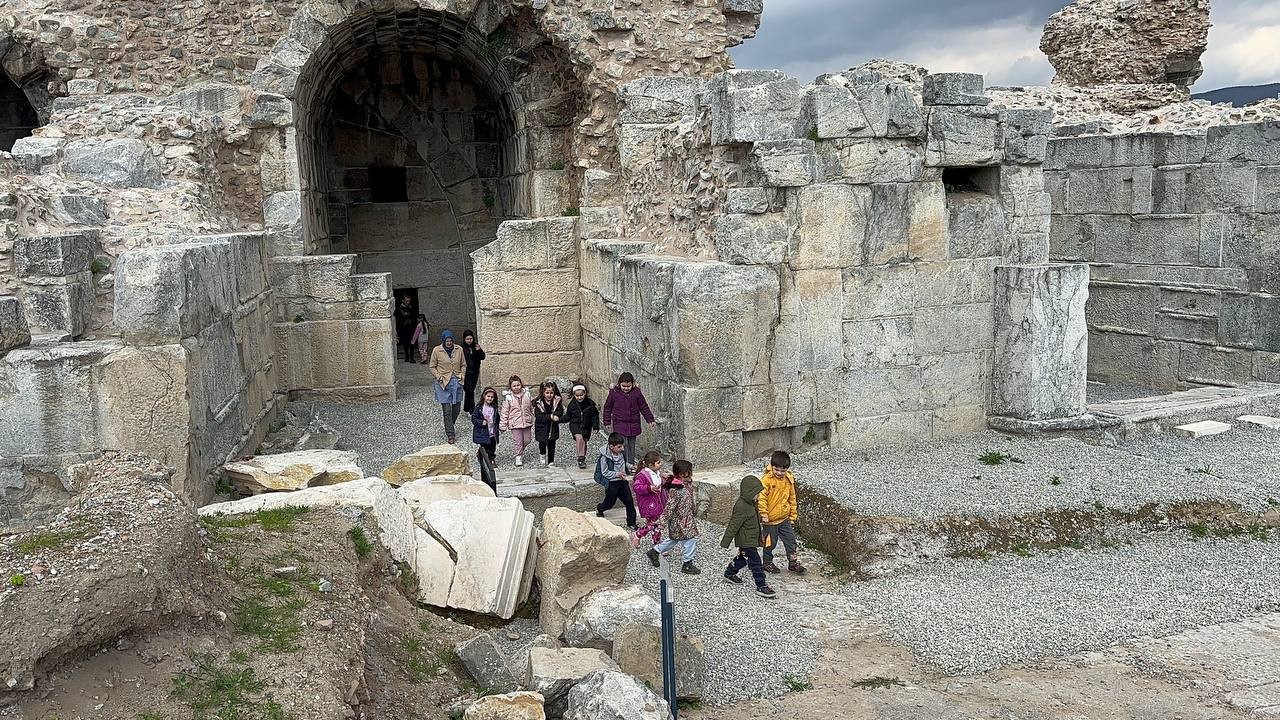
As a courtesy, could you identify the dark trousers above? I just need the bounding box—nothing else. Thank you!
[539,439,557,463]
[726,547,767,588]
[400,338,415,362]
[762,520,799,565]
[480,439,497,461]
[441,403,461,440]
[463,376,479,412]
[598,480,637,527]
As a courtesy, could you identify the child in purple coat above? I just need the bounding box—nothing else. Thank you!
[602,372,656,468]
[632,450,667,556]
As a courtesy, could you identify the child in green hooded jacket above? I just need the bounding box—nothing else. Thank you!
[720,475,777,599]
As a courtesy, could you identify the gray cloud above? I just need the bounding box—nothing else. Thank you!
[731,0,1278,91]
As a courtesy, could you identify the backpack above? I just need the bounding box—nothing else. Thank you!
[594,452,619,487]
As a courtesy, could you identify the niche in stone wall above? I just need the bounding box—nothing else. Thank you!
[943,166,1004,258]
[0,71,40,152]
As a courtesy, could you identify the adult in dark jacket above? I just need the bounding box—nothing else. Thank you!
[602,372,656,467]
[461,329,486,412]
[533,382,567,467]
[393,295,417,363]
[564,383,601,469]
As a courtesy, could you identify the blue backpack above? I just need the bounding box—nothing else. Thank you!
[594,452,621,487]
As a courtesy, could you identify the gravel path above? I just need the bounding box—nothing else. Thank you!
[787,430,1277,520]
[622,521,857,706]
[842,533,1280,674]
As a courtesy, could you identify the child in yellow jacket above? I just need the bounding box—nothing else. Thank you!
[757,450,805,574]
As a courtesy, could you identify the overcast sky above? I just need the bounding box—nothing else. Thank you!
[730,0,1280,91]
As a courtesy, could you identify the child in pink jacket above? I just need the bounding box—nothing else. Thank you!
[500,375,535,467]
[632,450,667,555]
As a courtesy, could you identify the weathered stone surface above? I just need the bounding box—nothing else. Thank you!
[1001,108,1052,164]
[399,475,494,514]
[115,241,236,343]
[62,138,164,188]
[221,449,362,494]
[617,77,706,124]
[1172,420,1232,439]
[0,296,30,352]
[1237,415,1280,430]
[925,106,1001,167]
[923,73,989,106]
[50,194,107,226]
[20,272,93,337]
[723,187,773,214]
[528,648,619,719]
[611,622,706,700]
[819,138,924,184]
[708,70,804,144]
[12,231,97,278]
[991,264,1090,421]
[563,670,669,720]
[1041,0,1209,86]
[464,692,547,720]
[457,634,521,695]
[535,508,631,639]
[382,444,471,486]
[418,496,536,618]
[750,139,820,187]
[10,136,65,172]
[791,183,867,269]
[713,212,790,265]
[563,584,660,652]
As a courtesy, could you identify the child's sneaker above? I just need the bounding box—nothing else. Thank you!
[762,561,781,574]
[722,572,743,585]
[756,584,777,599]
[514,455,523,467]
[788,559,807,574]
[681,561,701,575]
[577,456,586,469]
[646,549,660,567]
[629,532,641,549]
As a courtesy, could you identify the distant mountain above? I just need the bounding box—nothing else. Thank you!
[1192,83,1280,106]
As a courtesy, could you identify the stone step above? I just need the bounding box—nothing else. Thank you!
[1088,382,1280,443]
[1172,420,1232,439]
[1238,415,1280,431]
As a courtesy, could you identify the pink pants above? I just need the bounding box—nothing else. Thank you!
[509,427,533,456]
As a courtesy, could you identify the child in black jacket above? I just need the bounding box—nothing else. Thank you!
[564,383,601,469]
[533,382,567,467]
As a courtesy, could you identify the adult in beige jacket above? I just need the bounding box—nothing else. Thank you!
[429,329,467,443]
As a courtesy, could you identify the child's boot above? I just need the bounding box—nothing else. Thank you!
[681,561,701,575]
[722,570,743,585]
[788,556,807,574]
[577,456,586,469]
[646,548,660,567]
[515,455,523,467]
[756,584,777,599]
[762,560,781,574]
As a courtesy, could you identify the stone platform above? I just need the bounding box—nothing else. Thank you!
[1089,382,1280,443]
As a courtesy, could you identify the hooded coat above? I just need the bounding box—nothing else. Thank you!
[721,475,765,549]
[471,396,501,445]
[602,385,655,437]
[659,478,699,542]
[533,393,566,443]
[632,467,666,520]
[757,464,798,525]
[499,388,534,430]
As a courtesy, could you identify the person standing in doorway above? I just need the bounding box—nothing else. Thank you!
[394,295,417,363]
[461,329,485,412]
[429,329,467,444]
[411,315,430,364]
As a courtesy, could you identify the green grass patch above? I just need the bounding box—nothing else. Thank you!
[13,528,89,554]
[395,560,419,599]
[783,674,813,692]
[348,527,373,558]
[1049,475,1063,486]
[204,507,310,534]
[1188,522,1210,539]
[563,206,580,217]
[806,126,820,142]
[852,676,906,689]
[172,654,294,720]
[401,634,454,684]
[980,451,1023,466]
[1010,542,1034,558]
[9,573,24,587]
[678,698,703,711]
[232,596,305,653]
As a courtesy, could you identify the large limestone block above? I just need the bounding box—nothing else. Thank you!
[1041,0,1208,86]
[991,264,1090,421]
[563,585,660,652]
[750,139,820,187]
[274,318,396,394]
[925,106,1002,167]
[563,670,669,720]
[805,82,889,139]
[12,231,97,278]
[473,219,578,273]
[536,508,631,639]
[611,623,706,700]
[818,138,925,184]
[922,73,988,106]
[383,444,471,486]
[713,212,790,266]
[479,307,582,355]
[457,634,521,694]
[399,475,494,512]
[1001,108,1052,165]
[419,496,536,618]
[708,70,804,144]
[0,296,30,352]
[465,692,547,720]
[670,262,779,388]
[62,138,163,188]
[527,648,618,719]
[115,241,236,343]
[790,184,867,269]
[20,272,93,337]
[692,467,745,524]
[414,527,453,606]
[222,449,363,494]
[10,136,64,171]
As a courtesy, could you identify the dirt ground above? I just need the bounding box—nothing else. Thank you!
[6,508,478,720]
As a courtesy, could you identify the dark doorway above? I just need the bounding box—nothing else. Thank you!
[0,72,37,151]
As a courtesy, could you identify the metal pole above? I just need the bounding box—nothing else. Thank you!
[658,553,678,719]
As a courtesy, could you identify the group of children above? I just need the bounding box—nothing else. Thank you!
[594,442,806,600]
[470,372,655,470]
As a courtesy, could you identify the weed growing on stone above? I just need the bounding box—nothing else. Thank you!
[14,527,90,554]
[783,674,813,692]
[395,560,419,598]
[807,126,819,141]
[678,699,703,711]
[550,161,565,171]
[232,596,306,653]
[292,314,304,324]
[563,206,580,216]
[852,676,906,689]
[1188,523,1210,539]
[1010,542,1034,557]
[401,635,453,684]
[1049,475,1063,486]
[980,451,1023,466]
[171,653,294,720]
[1190,465,1215,475]
[1093,500,1106,511]
[348,527,373,558]
[8,573,24,587]
[90,257,110,274]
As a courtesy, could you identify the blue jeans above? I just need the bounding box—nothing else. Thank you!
[654,537,698,563]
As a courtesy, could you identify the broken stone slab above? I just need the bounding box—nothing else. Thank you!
[10,136,65,172]
[563,584,660,652]
[464,692,547,720]
[611,622,706,700]
[221,449,363,494]
[527,647,619,719]
[1173,420,1232,439]
[62,138,164,189]
[0,296,32,353]
[456,634,521,695]
[400,475,495,517]
[198,477,417,566]
[382,444,471,486]
[418,495,537,619]
[535,507,632,639]
[1237,415,1280,431]
[563,670,669,720]
[922,72,989,106]
[12,231,98,278]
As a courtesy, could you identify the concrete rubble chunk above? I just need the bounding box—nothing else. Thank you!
[12,231,98,278]
[62,138,164,189]
[464,692,547,720]
[563,670,669,720]
[923,73,989,106]
[456,634,521,694]
[0,296,31,352]
[1041,0,1209,86]
[1173,420,1232,439]
[418,495,537,618]
[535,508,631,639]
[1237,415,1280,431]
[611,622,706,700]
[527,647,618,719]
[221,449,363,494]
[563,584,660,652]
[383,443,471,486]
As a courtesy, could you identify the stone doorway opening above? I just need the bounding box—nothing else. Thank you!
[293,8,579,349]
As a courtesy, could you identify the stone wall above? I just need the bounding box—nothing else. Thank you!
[1046,124,1280,389]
